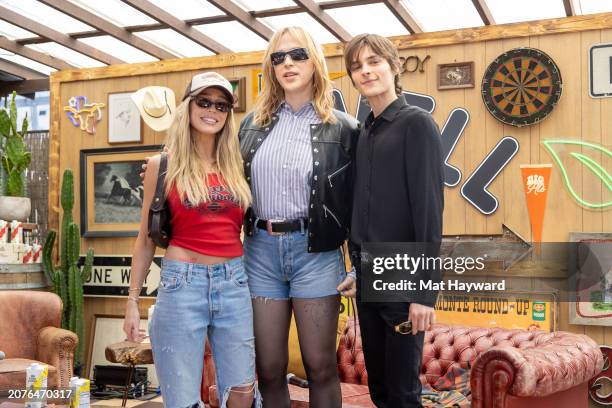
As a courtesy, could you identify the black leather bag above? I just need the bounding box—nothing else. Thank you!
[148,152,171,248]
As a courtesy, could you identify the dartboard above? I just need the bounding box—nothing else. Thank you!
[482,48,562,127]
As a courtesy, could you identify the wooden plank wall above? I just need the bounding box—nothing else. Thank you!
[48,19,611,379]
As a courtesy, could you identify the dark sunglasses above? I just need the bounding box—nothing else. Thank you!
[192,96,231,113]
[270,47,309,66]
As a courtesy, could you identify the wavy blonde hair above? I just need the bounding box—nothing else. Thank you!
[254,26,336,127]
[164,98,251,209]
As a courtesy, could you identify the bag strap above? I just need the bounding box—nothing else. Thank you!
[150,152,167,212]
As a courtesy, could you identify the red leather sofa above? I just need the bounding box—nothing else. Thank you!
[202,318,603,408]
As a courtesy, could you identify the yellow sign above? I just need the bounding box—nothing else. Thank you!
[251,69,346,103]
[435,292,555,332]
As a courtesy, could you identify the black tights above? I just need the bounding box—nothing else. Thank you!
[252,295,341,408]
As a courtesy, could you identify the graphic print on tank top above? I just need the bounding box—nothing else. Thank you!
[182,184,239,216]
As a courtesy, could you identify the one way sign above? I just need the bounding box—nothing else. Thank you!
[80,255,162,298]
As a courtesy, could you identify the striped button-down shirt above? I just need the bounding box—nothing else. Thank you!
[251,102,320,220]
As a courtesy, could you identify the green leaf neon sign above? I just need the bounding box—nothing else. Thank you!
[542,139,612,209]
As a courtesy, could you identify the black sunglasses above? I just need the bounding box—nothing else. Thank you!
[270,47,309,66]
[192,96,231,113]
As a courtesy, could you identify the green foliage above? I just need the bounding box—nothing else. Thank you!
[41,169,94,366]
[0,91,31,197]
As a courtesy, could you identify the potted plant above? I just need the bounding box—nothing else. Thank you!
[0,91,32,221]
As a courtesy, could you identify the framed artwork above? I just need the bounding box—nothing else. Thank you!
[87,314,158,386]
[79,145,162,237]
[588,43,612,98]
[438,62,474,90]
[108,91,142,144]
[229,77,246,112]
[569,232,612,326]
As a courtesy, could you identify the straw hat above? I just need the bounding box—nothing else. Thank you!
[131,86,176,132]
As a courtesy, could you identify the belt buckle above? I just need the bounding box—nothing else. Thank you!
[266,219,284,236]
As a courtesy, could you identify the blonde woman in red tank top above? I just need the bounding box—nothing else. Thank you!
[123,72,260,408]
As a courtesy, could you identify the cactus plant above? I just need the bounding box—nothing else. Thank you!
[42,169,94,366]
[0,91,31,197]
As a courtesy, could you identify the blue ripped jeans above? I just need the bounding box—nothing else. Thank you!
[149,257,262,408]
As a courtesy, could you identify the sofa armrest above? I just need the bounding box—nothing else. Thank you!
[36,326,78,388]
[471,331,603,408]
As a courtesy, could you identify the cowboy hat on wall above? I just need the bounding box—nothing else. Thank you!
[131,86,176,132]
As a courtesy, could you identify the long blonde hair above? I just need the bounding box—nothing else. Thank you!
[164,98,251,209]
[254,26,336,127]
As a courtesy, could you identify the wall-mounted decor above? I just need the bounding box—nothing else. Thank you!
[438,62,474,90]
[79,145,162,237]
[108,91,142,144]
[81,254,162,298]
[64,96,105,135]
[228,77,246,112]
[568,232,612,326]
[87,314,158,385]
[482,47,562,127]
[460,136,519,215]
[589,43,612,98]
[399,55,431,74]
[543,139,611,209]
[520,164,552,242]
[435,291,558,332]
[440,108,469,187]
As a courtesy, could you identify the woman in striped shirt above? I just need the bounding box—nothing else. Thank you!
[239,27,359,408]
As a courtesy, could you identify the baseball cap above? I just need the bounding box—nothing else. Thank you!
[182,72,235,104]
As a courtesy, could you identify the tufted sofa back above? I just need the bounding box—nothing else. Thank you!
[336,318,580,388]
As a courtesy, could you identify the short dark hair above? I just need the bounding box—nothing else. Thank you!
[343,33,402,96]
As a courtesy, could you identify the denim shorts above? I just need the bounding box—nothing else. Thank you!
[243,228,345,299]
[149,257,262,408]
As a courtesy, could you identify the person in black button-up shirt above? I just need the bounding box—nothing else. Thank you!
[342,34,444,408]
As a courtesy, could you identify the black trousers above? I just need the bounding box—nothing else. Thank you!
[352,251,424,408]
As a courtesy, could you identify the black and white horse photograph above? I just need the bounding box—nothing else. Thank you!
[94,161,144,224]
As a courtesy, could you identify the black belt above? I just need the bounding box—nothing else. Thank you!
[255,218,308,234]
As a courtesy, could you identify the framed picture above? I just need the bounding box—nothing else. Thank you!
[438,62,475,90]
[229,77,246,112]
[87,314,158,386]
[108,91,142,144]
[80,145,162,237]
[569,232,612,325]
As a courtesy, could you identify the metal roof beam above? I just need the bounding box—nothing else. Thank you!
[293,0,352,42]
[0,36,75,70]
[207,0,274,41]
[120,0,231,54]
[38,0,176,60]
[563,0,577,16]
[471,0,495,25]
[0,59,47,80]
[0,5,123,65]
[382,0,423,33]
[0,78,49,95]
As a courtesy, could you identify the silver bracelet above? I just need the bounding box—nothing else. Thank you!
[346,268,357,281]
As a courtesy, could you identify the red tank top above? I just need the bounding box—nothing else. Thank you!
[167,174,244,257]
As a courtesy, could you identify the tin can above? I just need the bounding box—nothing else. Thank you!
[10,220,23,244]
[0,220,8,243]
[70,378,90,408]
[32,243,42,263]
[22,244,33,264]
[25,363,48,408]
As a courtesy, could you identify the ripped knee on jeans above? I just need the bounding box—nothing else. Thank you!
[221,382,262,408]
